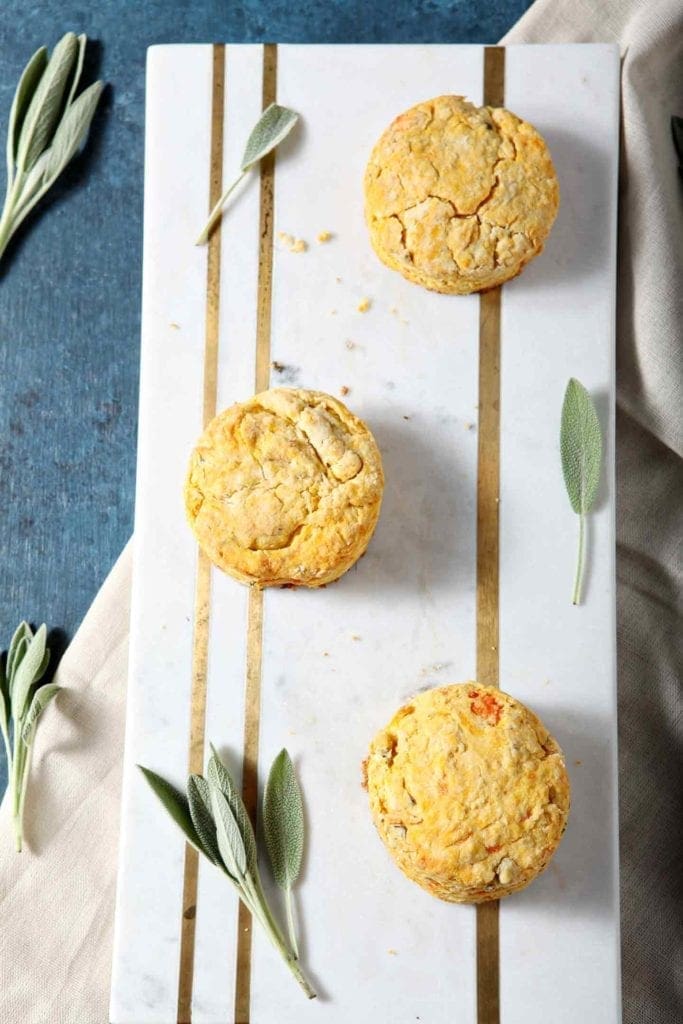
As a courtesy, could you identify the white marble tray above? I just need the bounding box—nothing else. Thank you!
[110,43,621,1024]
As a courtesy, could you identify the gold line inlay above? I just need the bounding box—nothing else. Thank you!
[234,41,277,1024]
[176,41,225,1024]
[476,43,504,1024]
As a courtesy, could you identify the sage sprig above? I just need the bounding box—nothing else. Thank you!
[140,744,316,1000]
[560,378,603,605]
[196,102,299,245]
[263,749,305,957]
[1,622,59,851]
[0,32,103,266]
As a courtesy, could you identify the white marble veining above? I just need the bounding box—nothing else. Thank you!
[111,44,620,1024]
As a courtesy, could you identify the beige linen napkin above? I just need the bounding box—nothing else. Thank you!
[1,2,680,1022]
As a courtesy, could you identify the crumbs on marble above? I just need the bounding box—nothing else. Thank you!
[357,297,372,313]
[345,339,356,350]
[390,306,409,325]
[169,322,180,330]
[271,360,285,373]
[340,385,350,396]
[388,949,398,956]
[317,230,333,243]
[351,634,361,641]
[277,231,308,253]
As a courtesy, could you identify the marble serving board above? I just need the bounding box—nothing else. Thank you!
[110,44,621,1024]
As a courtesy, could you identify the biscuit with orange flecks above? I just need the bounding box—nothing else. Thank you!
[364,683,570,902]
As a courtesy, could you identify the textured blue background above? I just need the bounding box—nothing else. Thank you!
[0,1,531,788]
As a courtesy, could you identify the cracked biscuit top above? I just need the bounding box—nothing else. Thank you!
[184,387,384,587]
[364,95,559,294]
[364,683,570,903]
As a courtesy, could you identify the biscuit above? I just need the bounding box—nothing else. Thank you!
[184,387,384,587]
[364,95,559,294]
[364,683,570,903]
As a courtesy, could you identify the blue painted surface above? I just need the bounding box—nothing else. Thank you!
[0,0,531,789]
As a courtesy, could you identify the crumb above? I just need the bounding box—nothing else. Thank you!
[389,306,397,314]
[317,230,332,243]
[271,360,285,373]
[330,309,337,315]
[403,414,411,420]
[277,231,308,253]
[351,634,361,641]
[357,297,371,313]
[169,322,180,330]
[574,759,582,766]
[464,422,475,431]
[345,339,355,350]
[388,949,397,956]
[323,651,329,657]
[340,385,350,396]
[335,276,342,283]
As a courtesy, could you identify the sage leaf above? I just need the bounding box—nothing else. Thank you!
[0,32,103,268]
[560,378,603,604]
[210,782,248,879]
[6,46,48,187]
[207,744,257,870]
[263,748,304,957]
[196,102,299,245]
[0,658,9,743]
[44,81,103,184]
[187,774,221,865]
[263,749,304,891]
[240,103,299,171]
[142,754,317,1000]
[139,765,205,856]
[3,622,57,851]
[21,683,60,745]
[65,33,87,112]
[6,621,31,680]
[11,623,47,721]
[16,32,79,173]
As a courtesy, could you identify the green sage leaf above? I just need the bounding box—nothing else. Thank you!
[187,774,221,865]
[207,745,257,870]
[11,623,47,721]
[6,621,31,680]
[210,782,247,879]
[139,765,204,856]
[196,102,298,245]
[560,378,602,515]
[263,749,304,892]
[6,46,47,186]
[0,658,9,740]
[240,103,299,171]
[21,683,60,745]
[16,32,79,172]
[65,33,87,112]
[43,81,103,184]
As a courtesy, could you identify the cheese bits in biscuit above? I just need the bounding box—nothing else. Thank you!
[364,95,559,294]
[364,683,570,903]
[184,387,384,587]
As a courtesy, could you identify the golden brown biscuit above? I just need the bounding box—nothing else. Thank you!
[184,388,384,587]
[364,683,570,902]
[364,95,559,294]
